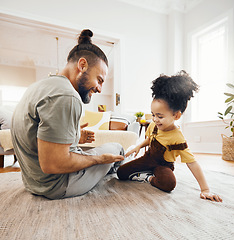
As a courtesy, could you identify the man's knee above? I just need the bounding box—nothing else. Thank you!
[101,142,124,155]
[112,142,124,155]
[92,142,124,157]
[113,142,124,154]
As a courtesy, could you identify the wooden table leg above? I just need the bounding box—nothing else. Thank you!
[139,125,143,136]
[13,155,17,164]
[139,122,150,137]
[0,155,4,168]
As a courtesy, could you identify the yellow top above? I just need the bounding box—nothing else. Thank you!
[145,122,195,163]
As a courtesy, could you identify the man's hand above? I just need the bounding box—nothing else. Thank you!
[79,123,95,144]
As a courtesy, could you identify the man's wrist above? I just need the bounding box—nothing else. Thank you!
[91,155,100,165]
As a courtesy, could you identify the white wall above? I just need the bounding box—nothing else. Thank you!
[182,0,234,153]
[1,0,233,153]
[167,10,184,75]
[0,0,168,115]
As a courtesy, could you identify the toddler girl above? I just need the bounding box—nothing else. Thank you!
[117,71,222,202]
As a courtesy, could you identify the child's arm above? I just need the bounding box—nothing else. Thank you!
[125,137,150,157]
[186,161,222,202]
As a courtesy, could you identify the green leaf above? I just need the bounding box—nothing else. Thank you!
[218,116,223,119]
[225,106,232,115]
[224,93,234,97]
[227,83,234,89]
[135,111,144,117]
[225,97,234,103]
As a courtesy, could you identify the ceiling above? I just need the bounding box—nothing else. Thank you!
[117,0,204,14]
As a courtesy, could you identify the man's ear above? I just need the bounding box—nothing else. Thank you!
[77,57,88,72]
[174,111,182,120]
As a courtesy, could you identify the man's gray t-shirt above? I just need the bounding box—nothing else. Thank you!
[11,75,83,197]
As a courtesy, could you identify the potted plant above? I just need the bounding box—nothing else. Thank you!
[135,112,144,122]
[218,83,234,161]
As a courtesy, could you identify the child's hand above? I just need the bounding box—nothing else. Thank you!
[200,190,222,202]
[125,146,140,158]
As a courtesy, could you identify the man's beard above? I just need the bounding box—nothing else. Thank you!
[77,72,93,104]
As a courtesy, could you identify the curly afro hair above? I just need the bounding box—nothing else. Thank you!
[151,70,199,113]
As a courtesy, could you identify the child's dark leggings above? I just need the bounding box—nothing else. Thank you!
[117,138,176,192]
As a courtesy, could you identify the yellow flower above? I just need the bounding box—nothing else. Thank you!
[140,119,146,123]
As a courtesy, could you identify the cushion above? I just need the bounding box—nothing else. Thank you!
[110,112,136,125]
[82,110,111,130]
[0,106,14,130]
[79,130,138,150]
[109,121,128,131]
[0,129,13,151]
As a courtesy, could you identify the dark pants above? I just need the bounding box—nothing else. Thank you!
[117,138,176,192]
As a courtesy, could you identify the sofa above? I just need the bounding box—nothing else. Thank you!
[0,108,139,167]
[0,106,15,168]
[79,110,139,151]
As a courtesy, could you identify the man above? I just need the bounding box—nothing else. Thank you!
[11,29,124,199]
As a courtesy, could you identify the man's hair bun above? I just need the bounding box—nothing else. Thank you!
[67,29,108,66]
[78,29,93,45]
